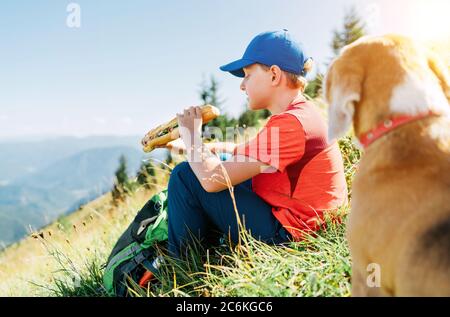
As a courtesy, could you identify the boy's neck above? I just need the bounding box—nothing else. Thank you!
[267,90,305,115]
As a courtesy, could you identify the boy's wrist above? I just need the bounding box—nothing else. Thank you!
[186,136,206,162]
[228,142,237,153]
[207,141,237,154]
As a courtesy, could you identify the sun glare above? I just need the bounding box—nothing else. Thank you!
[406,0,450,42]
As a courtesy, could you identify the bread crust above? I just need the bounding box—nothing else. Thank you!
[141,104,220,152]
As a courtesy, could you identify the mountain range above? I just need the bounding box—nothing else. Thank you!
[0,136,168,247]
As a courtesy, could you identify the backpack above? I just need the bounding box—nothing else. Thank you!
[103,189,169,297]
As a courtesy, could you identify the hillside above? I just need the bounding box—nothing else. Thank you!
[0,153,173,296]
[0,98,362,297]
[0,167,352,297]
[0,141,168,247]
[0,130,359,297]
[0,186,161,296]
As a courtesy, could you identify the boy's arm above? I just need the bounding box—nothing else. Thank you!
[205,141,237,154]
[165,139,265,192]
[189,157,270,193]
[166,139,237,155]
[174,106,271,192]
[187,136,271,193]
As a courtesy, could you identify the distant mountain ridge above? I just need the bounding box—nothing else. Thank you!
[0,136,168,247]
[0,135,144,184]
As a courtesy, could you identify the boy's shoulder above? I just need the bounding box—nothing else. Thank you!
[285,100,325,121]
[268,100,328,136]
[269,100,318,122]
[266,110,302,128]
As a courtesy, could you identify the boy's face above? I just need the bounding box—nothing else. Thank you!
[240,64,274,110]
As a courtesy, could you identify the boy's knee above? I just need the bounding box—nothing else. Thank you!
[168,161,192,186]
[171,161,191,176]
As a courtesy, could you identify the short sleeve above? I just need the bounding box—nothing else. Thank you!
[233,114,305,173]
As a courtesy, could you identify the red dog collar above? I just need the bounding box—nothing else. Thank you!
[358,111,436,149]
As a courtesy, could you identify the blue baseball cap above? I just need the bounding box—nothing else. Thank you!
[220,29,311,78]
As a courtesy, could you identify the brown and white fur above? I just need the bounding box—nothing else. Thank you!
[324,34,450,296]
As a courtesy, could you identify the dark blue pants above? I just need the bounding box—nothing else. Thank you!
[167,161,291,258]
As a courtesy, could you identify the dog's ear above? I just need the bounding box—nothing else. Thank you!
[324,59,362,141]
[427,51,450,104]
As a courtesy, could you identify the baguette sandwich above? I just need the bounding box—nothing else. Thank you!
[141,104,220,152]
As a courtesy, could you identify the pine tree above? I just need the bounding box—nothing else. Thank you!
[306,6,367,99]
[137,160,156,189]
[259,109,271,119]
[304,74,324,99]
[165,152,173,167]
[200,75,225,127]
[331,6,366,57]
[238,106,270,128]
[199,75,236,138]
[200,76,224,111]
[112,155,129,204]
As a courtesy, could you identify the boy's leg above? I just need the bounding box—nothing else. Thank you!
[167,161,290,258]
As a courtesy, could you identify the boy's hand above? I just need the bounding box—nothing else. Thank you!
[164,138,187,155]
[177,106,203,149]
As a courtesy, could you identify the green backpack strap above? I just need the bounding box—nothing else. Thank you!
[103,189,170,296]
[141,190,169,248]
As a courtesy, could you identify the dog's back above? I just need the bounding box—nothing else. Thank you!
[395,117,450,296]
[324,34,450,296]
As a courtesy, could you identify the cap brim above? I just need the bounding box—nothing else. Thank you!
[219,58,255,78]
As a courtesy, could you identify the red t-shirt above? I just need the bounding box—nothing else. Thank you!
[233,97,348,240]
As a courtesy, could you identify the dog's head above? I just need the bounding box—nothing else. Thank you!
[324,34,450,142]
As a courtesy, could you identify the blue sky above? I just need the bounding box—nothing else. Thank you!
[0,0,449,139]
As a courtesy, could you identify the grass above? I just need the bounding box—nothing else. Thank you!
[36,207,351,297]
[201,214,351,297]
[0,112,361,297]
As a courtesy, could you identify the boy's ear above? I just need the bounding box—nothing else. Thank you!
[269,65,282,85]
[324,60,362,141]
[427,50,450,103]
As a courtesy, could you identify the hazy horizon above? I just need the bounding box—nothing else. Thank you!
[1,0,449,139]
[0,133,143,142]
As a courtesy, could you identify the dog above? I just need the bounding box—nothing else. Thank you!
[324,34,450,296]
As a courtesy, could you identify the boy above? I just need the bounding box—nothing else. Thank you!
[139,29,347,285]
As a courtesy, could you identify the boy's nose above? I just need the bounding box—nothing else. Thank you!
[240,80,246,91]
